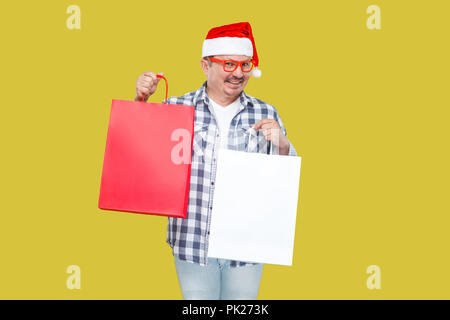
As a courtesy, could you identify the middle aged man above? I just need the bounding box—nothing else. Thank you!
[135,22,297,300]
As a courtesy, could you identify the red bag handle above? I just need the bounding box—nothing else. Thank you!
[142,74,168,104]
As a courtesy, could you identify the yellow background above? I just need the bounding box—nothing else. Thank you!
[1,0,449,299]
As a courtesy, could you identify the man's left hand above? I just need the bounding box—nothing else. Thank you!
[252,119,290,155]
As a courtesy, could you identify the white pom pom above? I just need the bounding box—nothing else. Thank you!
[252,67,261,78]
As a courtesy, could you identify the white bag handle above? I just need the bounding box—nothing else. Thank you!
[246,127,277,155]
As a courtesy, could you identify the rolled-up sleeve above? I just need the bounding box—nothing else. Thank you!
[275,111,297,157]
[287,140,297,156]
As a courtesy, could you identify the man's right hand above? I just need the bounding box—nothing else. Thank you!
[135,71,164,102]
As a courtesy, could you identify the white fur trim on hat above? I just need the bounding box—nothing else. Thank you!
[202,37,253,58]
[252,67,261,78]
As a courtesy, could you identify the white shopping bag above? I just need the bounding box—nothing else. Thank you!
[207,130,301,266]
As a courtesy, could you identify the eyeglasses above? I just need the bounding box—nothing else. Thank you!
[208,57,254,73]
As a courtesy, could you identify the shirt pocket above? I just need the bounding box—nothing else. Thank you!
[192,124,208,163]
[238,126,252,151]
[227,126,251,152]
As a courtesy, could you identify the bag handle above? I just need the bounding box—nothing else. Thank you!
[246,128,275,155]
[142,74,168,104]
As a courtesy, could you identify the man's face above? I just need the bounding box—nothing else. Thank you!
[201,55,252,100]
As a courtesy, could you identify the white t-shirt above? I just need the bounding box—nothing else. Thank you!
[209,97,241,149]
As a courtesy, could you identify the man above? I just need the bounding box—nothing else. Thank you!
[135,22,297,300]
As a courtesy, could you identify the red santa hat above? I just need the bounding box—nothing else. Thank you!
[202,22,261,78]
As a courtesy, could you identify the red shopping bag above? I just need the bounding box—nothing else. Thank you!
[98,75,194,218]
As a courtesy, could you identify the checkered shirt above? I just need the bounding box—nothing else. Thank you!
[166,82,297,267]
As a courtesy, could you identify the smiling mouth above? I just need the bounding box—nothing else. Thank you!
[226,79,243,85]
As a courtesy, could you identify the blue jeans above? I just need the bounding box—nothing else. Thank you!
[174,257,264,300]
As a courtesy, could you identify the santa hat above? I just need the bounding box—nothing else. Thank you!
[202,22,261,78]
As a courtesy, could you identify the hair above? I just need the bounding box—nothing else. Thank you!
[203,56,213,67]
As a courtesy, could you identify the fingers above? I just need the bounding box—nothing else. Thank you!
[252,118,280,130]
[136,84,149,100]
[136,71,164,100]
[139,86,150,96]
[141,72,157,86]
[250,119,287,149]
[261,127,281,138]
[252,118,271,130]
[263,129,285,149]
[142,72,164,85]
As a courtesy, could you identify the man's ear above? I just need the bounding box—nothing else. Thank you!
[200,58,209,76]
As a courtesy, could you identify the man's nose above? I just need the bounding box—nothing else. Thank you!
[232,66,244,78]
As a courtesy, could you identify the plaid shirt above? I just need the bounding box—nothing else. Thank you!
[166,82,297,267]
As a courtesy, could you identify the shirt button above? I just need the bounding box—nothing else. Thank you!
[211,181,215,185]
[210,206,213,210]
